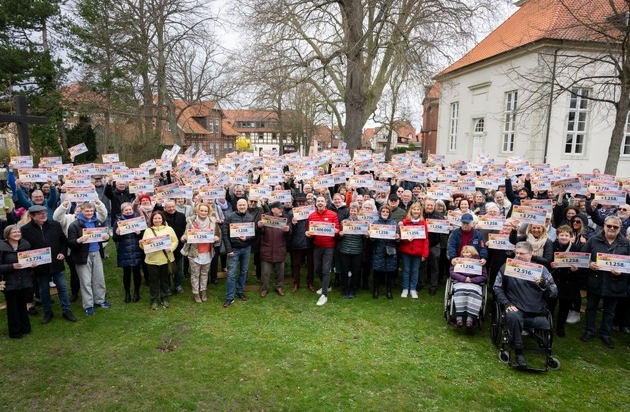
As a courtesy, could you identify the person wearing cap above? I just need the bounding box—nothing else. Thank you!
[447,213,488,285]
[386,194,406,223]
[257,202,291,297]
[290,194,314,292]
[20,205,77,324]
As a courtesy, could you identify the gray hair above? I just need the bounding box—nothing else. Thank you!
[485,202,499,213]
[514,241,533,254]
[605,215,622,227]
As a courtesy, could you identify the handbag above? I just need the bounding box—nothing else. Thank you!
[385,245,397,256]
[151,228,177,275]
[180,242,190,257]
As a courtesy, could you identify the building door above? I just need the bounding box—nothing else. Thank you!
[471,118,485,159]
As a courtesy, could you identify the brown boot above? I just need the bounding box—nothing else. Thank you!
[193,293,202,303]
[201,290,207,302]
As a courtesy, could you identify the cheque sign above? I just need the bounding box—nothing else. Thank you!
[82,227,109,243]
[553,252,590,268]
[18,247,52,267]
[142,234,173,253]
[229,222,255,238]
[453,258,483,276]
[368,224,397,239]
[504,259,544,282]
[309,221,336,237]
[400,225,426,240]
[117,216,147,235]
[596,253,630,274]
[186,228,216,244]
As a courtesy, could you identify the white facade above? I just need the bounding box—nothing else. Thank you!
[436,46,630,177]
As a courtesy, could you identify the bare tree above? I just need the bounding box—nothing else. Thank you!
[236,0,502,155]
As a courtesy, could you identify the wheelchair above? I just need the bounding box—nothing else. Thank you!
[443,276,488,329]
[490,301,560,371]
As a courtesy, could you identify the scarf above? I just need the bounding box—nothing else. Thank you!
[194,216,210,229]
[526,233,548,257]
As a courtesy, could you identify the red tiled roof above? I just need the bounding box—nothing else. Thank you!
[222,120,239,136]
[363,127,377,142]
[172,100,219,135]
[439,0,628,77]
[223,109,278,124]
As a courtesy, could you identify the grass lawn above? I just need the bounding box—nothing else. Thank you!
[0,243,629,411]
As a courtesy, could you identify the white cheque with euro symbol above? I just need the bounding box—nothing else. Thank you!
[292,205,315,221]
[117,216,147,235]
[309,221,336,237]
[553,252,591,269]
[504,259,544,282]
[18,247,52,267]
[400,225,426,240]
[82,227,109,243]
[342,220,369,235]
[510,205,547,226]
[368,224,396,239]
[426,219,450,234]
[596,253,630,274]
[186,228,216,244]
[229,222,255,238]
[142,234,172,253]
[453,258,483,276]
[261,215,288,229]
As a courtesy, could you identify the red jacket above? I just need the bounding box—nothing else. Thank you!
[307,208,340,248]
[398,218,430,258]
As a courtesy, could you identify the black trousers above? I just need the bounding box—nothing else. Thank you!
[147,264,170,302]
[4,289,31,338]
[340,253,363,294]
[66,254,80,296]
[123,265,142,292]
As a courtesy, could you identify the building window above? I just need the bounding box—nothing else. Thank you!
[565,88,589,155]
[473,118,485,133]
[449,102,458,151]
[502,91,517,153]
[622,111,630,156]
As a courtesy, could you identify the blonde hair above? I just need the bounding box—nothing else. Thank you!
[460,245,479,258]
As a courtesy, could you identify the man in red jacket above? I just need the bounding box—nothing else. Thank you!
[306,196,340,306]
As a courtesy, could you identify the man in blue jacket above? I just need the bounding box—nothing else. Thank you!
[447,213,488,266]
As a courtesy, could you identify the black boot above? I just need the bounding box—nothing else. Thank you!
[132,290,140,302]
[372,273,379,299]
[386,273,393,300]
[124,291,131,303]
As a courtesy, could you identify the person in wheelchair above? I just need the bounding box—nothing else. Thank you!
[493,241,558,368]
[450,246,487,329]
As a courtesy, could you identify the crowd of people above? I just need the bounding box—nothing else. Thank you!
[0,150,629,366]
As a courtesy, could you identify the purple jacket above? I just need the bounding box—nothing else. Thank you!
[449,265,487,284]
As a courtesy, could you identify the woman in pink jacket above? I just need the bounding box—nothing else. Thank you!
[398,203,429,299]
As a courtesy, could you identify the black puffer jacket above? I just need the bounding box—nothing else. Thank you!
[67,215,107,265]
[0,239,33,291]
[113,213,143,267]
[222,210,255,253]
[582,232,630,297]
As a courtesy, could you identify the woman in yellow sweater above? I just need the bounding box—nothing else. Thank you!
[140,210,178,310]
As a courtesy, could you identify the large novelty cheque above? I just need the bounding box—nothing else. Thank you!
[368,224,397,239]
[510,205,547,225]
[229,222,255,238]
[82,227,109,243]
[596,253,630,274]
[426,219,450,234]
[453,258,483,276]
[292,205,315,221]
[487,234,515,250]
[309,221,336,237]
[553,252,591,268]
[342,220,369,235]
[503,259,544,282]
[261,215,288,229]
[186,228,216,244]
[18,247,52,267]
[400,225,426,240]
[117,216,148,235]
[142,234,173,253]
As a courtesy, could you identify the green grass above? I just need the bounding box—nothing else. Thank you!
[0,244,629,411]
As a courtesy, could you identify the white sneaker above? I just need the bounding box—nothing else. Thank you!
[401,289,409,298]
[566,310,581,324]
[316,295,328,306]
[316,287,332,295]
[410,290,418,299]
[49,281,56,288]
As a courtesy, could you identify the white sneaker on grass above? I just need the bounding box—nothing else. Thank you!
[410,290,418,299]
[401,289,409,298]
[566,310,581,324]
[316,287,332,295]
[316,295,328,306]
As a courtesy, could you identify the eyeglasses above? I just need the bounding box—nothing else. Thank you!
[619,208,629,212]
[249,201,258,204]
[606,225,621,230]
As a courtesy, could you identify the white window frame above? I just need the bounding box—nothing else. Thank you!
[502,91,517,153]
[449,102,459,152]
[565,88,589,155]
[621,111,630,157]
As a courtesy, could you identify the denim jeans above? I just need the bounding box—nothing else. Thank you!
[38,271,71,315]
[226,247,251,300]
[585,292,618,337]
[401,253,421,290]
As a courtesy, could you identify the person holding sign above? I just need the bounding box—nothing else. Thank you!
[104,179,135,227]
[257,202,291,298]
[113,202,144,303]
[398,203,429,299]
[306,196,340,306]
[221,199,256,308]
[0,225,36,338]
[450,246,487,329]
[580,215,630,349]
[181,204,221,304]
[140,211,178,310]
[549,225,586,337]
[508,223,553,268]
[67,202,111,315]
[369,205,400,300]
[447,214,487,273]
[493,242,557,368]
[338,202,366,298]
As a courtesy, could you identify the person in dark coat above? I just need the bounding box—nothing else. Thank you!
[104,179,135,226]
[113,202,144,303]
[0,225,35,338]
[580,215,630,349]
[369,205,400,300]
[246,197,264,282]
[289,194,314,292]
[328,193,350,287]
[257,202,291,297]
[20,205,77,324]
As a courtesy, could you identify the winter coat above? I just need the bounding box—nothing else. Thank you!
[104,183,135,220]
[182,215,221,259]
[0,239,33,291]
[370,217,399,272]
[581,232,630,297]
[509,230,554,269]
[222,210,256,253]
[113,213,144,268]
[247,206,264,253]
[447,228,488,263]
[450,264,487,284]
[140,224,178,266]
[67,213,108,265]
[338,217,365,255]
[20,219,67,276]
[307,208,340,249]
[289,213,310,250]
[398,218,430,258]
[259,213,291,262]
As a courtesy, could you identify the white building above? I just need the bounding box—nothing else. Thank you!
[434,0,630,176]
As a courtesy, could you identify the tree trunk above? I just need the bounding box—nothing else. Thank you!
[605,89,630,175]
